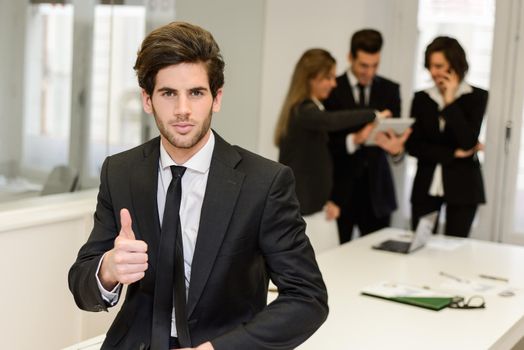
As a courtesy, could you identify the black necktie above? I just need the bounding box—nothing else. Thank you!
[357,83,366,107]
[151,165,190,349]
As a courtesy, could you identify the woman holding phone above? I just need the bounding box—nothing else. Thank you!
[405,36,488,237]
[275,48,383,251]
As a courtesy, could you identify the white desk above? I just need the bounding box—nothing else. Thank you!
[63,228,524,350]
[298,228,524,350]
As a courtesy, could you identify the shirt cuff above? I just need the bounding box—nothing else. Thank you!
[345,134,360,154]
[96,253,121,306]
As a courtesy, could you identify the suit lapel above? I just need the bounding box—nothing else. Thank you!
[130,137,161,291]
[339,74,356,108]
[369,76,382,108]
[187,133,244,318]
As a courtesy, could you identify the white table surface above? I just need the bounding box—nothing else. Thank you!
[64,229,524,350]
[297,228,524,350]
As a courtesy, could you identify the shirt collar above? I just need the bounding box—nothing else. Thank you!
[347,69,360,88]
[425,80,473,110]
[159,131,215,174]
[311,97,325,111]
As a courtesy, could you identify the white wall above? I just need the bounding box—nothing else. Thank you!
[0,191,119,350]
[175,0,266,153]
[257,0,419,161]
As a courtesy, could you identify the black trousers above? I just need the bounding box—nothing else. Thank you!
[336,173,390,244]
[411,197,478,237]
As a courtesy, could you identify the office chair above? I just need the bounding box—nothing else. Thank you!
[41,165,79,196]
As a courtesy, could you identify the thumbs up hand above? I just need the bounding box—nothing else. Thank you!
[99,208,148,290]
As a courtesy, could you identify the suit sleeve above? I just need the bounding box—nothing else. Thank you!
[405,93,455,165]
[68,157,121,312]
[390,82,401,118]
[211,166,328,350]
[294,100,375,132]
[441,89,488,149]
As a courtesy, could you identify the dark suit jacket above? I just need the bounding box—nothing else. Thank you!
[324,74,400,218]
[278,99,375,215]
[68,132,328,350]
[405,87,488,205]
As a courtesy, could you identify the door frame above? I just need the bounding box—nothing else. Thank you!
[477,0,524,244]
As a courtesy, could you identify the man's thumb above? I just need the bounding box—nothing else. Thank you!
[119,208,135,240]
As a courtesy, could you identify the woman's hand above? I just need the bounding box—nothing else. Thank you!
[454,142,484,158]
[353,122,376,144]
[439,69,460,106]
[377,109,392,119]
[324,201,340,220]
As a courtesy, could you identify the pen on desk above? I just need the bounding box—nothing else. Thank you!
[479,274,509,283]
[439,271,465,282]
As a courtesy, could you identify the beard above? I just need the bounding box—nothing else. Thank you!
[153,106,213,150]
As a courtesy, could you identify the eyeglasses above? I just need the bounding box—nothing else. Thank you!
[449,295,485,309]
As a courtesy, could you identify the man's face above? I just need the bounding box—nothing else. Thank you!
[141,63,222,156]
[349,50,381,86]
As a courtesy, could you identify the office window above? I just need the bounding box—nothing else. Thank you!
[87,4,145,178]
[414,0,495,91]
[22,3,74,172]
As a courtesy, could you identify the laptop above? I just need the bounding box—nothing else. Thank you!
[372,211,438,254]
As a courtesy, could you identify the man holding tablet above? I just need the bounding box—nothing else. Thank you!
[324,29,411,243]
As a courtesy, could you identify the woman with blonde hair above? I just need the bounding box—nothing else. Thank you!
[276,48,383,252]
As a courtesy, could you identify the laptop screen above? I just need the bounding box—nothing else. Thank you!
[409,211,438,252]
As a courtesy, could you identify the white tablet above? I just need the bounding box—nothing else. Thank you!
[364,118,414,146]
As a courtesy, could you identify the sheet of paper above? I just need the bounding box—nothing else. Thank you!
[362,281,450,298]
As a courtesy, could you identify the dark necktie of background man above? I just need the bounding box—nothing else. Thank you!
[151,165,190,349]
[357,83,367,107]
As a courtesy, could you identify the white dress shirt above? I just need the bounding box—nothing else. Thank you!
[96,132,215,337]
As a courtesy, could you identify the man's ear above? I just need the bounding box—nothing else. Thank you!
[212,88,223,113]
[141,89,153,114]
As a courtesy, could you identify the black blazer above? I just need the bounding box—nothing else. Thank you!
[68,132,328,350]
[405,86,488,205]
[324,74,401,217]
[278,99,375,215]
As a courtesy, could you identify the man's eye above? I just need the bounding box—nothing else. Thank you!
[190,90,204,96]
[162,91,175,97]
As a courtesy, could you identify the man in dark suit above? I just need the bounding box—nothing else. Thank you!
[324,29,410,243]
[68,22,328,350]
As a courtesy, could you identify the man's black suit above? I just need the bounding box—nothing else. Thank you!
[324,74,401,243]
[68,132,328,350]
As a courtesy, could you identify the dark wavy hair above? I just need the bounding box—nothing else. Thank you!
[134,21,225,97]
[350,29,383,57]
[424,36,469,81]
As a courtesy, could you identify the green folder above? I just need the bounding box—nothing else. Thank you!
[361,292,453,311]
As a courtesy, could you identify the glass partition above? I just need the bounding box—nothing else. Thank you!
[88,4,145,178]
[0,0,175,204]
